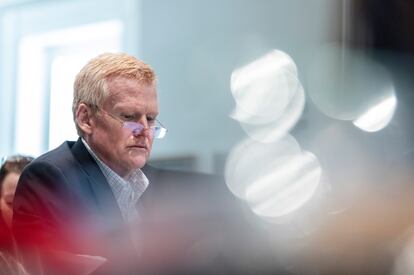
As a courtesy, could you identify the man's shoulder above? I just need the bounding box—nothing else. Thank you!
[19,140,84,184]
[33,140,76,164]
[25,140,88,173]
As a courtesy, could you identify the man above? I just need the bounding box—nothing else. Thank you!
[13,53,282,275]
[11,53,155,274]
[12,53,235,275]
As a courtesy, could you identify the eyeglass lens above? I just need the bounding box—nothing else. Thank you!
[123,122,165,139]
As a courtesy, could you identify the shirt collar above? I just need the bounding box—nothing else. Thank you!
[81,138,149,202]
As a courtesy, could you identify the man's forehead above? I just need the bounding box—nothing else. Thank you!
[107,75,155,89]
[106,77,157,98]
[104,79,158,112]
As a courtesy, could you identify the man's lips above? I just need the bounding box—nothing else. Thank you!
[128,144,148,150]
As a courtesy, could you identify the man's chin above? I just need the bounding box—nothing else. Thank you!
[130,157,147,170]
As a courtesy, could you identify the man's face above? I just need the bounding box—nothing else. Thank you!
[88,76,158,177]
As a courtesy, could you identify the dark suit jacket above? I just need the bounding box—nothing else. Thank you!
[12,139,253,275]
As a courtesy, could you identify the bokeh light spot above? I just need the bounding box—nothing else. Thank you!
[245,151,321,218]
[238,83,305,143]
[353,93,397,132]
[230,49,303,124]
[225,135,301,200]
[308,45,396,121]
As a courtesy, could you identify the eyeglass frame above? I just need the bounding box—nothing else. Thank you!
[92,106,167,139]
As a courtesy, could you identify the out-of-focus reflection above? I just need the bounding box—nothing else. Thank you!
[392,228,414,275]
[230,50,305,143]
[230,50,298,123]
[309,123,373,194]
[245,150,321,219]
[307,45,397,124]
[352,93,397,132]
[238,84,304,143]
[226,31,412,274]
[227,49,326,223]
[225,135,301,200]
[291,184,414,275]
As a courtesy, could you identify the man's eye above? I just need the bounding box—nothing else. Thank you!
[121,114,135,121]
[147,116,156,124]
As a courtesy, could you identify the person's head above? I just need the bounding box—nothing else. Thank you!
[73,52,160,177]
[0,155,33,228]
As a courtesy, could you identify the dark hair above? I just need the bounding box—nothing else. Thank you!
[0,155,33,194]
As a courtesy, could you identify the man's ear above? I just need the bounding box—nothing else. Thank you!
[76,103,94,135]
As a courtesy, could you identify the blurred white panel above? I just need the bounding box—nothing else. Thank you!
[48,21,122,150]
[15,41,46,156]
[14,20,122,155]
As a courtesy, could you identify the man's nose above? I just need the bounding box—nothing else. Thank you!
[132,127,152,138]
[132,117,152,138]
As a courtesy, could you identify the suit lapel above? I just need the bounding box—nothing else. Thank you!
[70,138,125,228]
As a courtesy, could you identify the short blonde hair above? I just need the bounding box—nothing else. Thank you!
[73,52,156,136]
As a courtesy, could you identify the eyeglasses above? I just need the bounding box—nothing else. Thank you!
[98,109,167,139]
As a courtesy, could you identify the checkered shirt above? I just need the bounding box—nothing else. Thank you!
[82,139,149,224]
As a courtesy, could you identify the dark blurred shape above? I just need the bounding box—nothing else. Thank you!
[290,2,414,274]
[351,0,414,55]
[0,155,33,253]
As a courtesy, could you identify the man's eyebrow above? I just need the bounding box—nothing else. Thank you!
[117,110,159,118]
